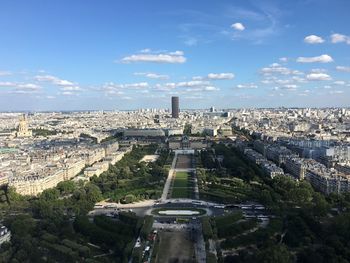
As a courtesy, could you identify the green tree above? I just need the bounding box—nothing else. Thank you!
[313,192,330,216]
[40,188,60,201]
[260,189,273,206]
[259,244,292,263]
[84,183,103,203]
[183,124,192,136]
[287,188,312,205]
[57,181,76,194]
[124,194,135,204]
[8,214,36,237]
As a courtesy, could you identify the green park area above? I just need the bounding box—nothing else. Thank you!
[196,143,350,262]
[0,144,169,262]
[173,172,190,187]
[171,172,192,198]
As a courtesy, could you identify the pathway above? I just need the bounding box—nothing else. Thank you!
[194,223,206,263]
[161,152,177,201]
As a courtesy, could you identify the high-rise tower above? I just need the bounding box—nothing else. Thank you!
[171,96,179,118]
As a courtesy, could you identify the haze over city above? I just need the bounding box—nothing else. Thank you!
[0,0,350,111]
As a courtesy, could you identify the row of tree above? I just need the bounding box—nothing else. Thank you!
[198,143,350,262]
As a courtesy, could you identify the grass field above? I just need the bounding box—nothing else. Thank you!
[171,172,192,198]
[173,172,189,187]
[172,187,190,198]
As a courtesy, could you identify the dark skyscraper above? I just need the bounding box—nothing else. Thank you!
[171,96,179,118]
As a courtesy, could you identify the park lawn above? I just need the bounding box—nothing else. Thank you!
[171,187,190,198]
[171,172,193,198]
[173,172,190,187]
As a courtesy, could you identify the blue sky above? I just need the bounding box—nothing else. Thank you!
[0,0,350,111]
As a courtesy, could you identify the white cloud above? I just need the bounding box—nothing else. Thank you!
[177,80,210,87]
[103,82,122,90]
[124,82,149,89]
[272,85,298,91]
[61,86,81,91]
[234,94,253,99]
[261,75,307,86]
[184,95,205,99]
[35,74,82,95]
[204,86,219,91]
[268,92,284,97]
[0,71,12,76]
[227,5,281,44]
[236,83,258,89]
[279,57,288,62]
[184,86,219,92]
[207,73,235,80]
[140,48,151,53]
[282,84,298,90]
[261,80,271,84]
[145,73,169,79]
[35,75,75,86]
[8,90,38,94]
[0,81,41,95]
[336,66,350,73]
[105,89,124,96]
[304,35,324,44]
[331,33,350,44]
[61,91,78,96]
[192,73,235,81]
[297,54,333,63]
[292,76,307,83]
[275,79,291,84]
[334,80,346,85]
[184,37,198,46]
[121,50,186,64]
[310,68,327,73]
[154,83,176,91]
[260,64,302,75]
[329,90,344,94]
[102,82,149,94]
[306,73,332,81]
[134,72,169,80]
[231,22,245,31]
[17,83,41,90]
[169,50,184,56]
[0,81,17,87]
[155,80,217,93]
[298,92,308,96]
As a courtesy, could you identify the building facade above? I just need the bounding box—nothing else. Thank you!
[16,114,32,137]
[171,96,179,118]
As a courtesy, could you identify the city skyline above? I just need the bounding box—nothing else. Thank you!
[1,2,350,261]
[0,0,350,111]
